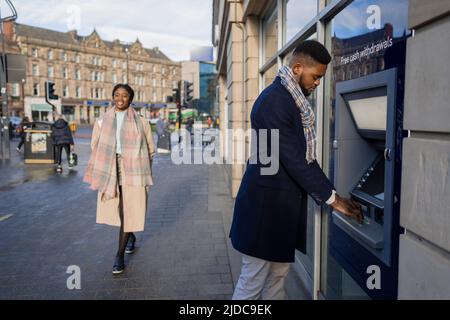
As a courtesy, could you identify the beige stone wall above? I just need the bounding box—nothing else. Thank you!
[215,1,261,198]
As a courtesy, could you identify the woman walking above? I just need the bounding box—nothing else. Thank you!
[84,84,155,274]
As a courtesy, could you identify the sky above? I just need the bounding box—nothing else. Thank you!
[5,0,212,61]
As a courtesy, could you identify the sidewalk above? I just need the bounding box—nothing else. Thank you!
[0,137,308,299]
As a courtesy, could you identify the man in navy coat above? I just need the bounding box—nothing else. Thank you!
[230,40,362,300]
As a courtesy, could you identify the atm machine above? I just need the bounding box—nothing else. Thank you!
[330,68,403,299]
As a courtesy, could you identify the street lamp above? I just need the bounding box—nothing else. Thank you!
[21,78,25,113]
[125,46,129,84]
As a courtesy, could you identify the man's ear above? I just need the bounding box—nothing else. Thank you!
[292,62,303,77]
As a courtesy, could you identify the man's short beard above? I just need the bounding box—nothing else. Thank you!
[300,84,311,97]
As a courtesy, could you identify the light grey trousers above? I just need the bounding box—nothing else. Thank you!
[232,254,290,300]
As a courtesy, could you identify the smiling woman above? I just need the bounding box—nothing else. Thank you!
[83,83,155,275]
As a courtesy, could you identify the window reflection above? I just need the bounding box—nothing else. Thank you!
[285,0,318,44]
[263,63,278,88]
[263,9,278,64]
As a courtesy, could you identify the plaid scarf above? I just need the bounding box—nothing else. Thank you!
[277,66,317,164]
[84,106,152,200]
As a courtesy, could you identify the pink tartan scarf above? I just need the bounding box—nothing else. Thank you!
[83,106,152,200]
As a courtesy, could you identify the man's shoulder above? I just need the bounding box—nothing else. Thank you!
[253,79,295,116]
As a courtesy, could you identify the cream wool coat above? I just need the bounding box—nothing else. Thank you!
[90,115,155,232]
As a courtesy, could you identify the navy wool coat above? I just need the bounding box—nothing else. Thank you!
[230,77,334,263]
[52,119,74,146]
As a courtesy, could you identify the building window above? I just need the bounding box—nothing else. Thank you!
[63,67,68,79]
[162,79,165,88]
[32,64,39,76]
[262,63,278,89]
[172,68,176,76]
[262,9,278,64]
[94,107,100,118]
[48,66,54,78]
[62,52,68,61]
[112,73,117,83]
[172,80,177,88]
[152,65,156,73]
[11,83,20,97]
[122,62,127,70]
[161,66,165,74]
[122,74,127,83]
[63,85,69,98]
[76,86,81,98]
[75,54,80,63]
[33,83,39,96]
[48,50,53,60]
[152,91,157,101]
[284,0,318,44]
[32,48,38,58]
[75,69,81,80]
[152,78,156,87]
[112,59,117,68]
[134,75,138,84]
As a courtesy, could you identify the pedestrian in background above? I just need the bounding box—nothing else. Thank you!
[84,84,155,274]
[51,114,74,173]
[16,116,29,152]
[156,115,171,153]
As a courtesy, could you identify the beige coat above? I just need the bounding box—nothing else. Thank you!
[90,115,155,232]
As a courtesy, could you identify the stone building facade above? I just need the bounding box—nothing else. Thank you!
[4,21,181,124]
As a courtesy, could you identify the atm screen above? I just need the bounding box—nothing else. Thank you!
[343,87,388,139]
[360,159,385,198]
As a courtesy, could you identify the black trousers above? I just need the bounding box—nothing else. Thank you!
[17,134,25,149]
[55,144,71,165]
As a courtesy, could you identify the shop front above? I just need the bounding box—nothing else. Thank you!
[86,100,110,124]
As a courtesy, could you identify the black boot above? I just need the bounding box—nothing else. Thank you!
[112,256,125,275]
[125,233,136,254]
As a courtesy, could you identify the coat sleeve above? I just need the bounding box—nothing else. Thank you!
[257,95,334,205]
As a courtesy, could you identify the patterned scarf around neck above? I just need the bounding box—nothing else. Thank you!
[277,66,317,164]
[83,106,152,200]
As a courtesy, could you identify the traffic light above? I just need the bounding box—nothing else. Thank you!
[183,81,193,106]
[172,88,180,103]
[45,80,59,100]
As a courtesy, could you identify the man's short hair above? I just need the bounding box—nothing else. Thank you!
[291,40,331,66]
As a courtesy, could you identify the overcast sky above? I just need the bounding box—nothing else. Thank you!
[6,0,212,61]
